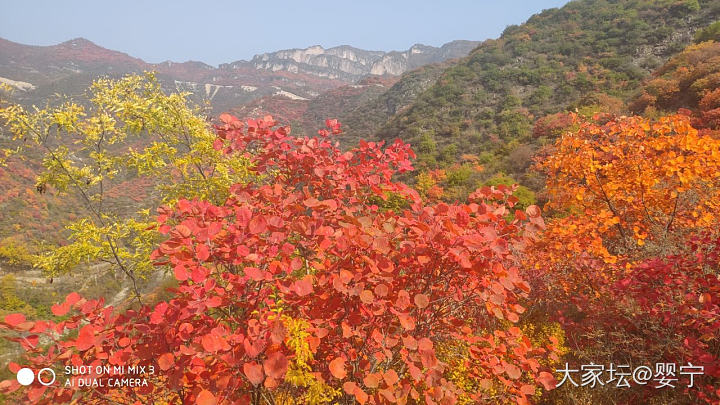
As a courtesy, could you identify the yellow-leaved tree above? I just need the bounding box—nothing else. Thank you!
[0,73,252,304]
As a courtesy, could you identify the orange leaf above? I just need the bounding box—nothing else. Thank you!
[343,381,358,394]
[363,374,380,388]
[418,337,433,352]
[402,335,418,350]
[269,319,287,344]
[383,369,399,386]
[374,283,389,297]
[329,357,347,379]
[360,290,375,304]
[158,353,174,371]
[505,362,521,380]
[413,293,429,309]
[219,113,238,124]
[355,388,369,404]
[197,389,217,405]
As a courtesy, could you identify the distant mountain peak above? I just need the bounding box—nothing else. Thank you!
[59,37,97,48]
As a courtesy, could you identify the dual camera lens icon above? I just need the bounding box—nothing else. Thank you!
[16,367,56,386]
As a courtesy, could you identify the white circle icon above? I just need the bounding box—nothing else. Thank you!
[37,368,56,386]
[16,368,34,386]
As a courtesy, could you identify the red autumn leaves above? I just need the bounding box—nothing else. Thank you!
[0,116,558,404]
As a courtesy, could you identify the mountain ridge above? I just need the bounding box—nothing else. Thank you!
[0,36,479,114]
[0,37,479,81]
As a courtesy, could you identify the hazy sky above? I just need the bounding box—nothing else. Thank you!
[0,0,570,66]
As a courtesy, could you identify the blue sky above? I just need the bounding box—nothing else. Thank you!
[0,0,570,66]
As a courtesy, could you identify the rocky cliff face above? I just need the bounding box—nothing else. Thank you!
[239,40,479,81]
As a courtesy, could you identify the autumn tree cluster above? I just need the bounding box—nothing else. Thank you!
[1,48,720,404]
[0,104,560,404]
[526,111,720,403]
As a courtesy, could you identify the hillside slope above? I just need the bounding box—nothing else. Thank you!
[375,0,720,191]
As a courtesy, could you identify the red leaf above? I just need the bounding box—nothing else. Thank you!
[537,371,557,390]
[249,216,267,234]
[197,389,217,405]
[219,113,239,124]
[174,265,189,281]
[202,334,224,352]
[236,245,250,256]
[175,224,192,238]
[27,386,47,402]
[329,357,347,379]
[191,266,209,283]
[270,320,287,344]
[244,267,264,281]
[75,325,95,351]
[4,313,25,327]
[196,244,210,261]
[304,198,321,208]
[263,352,288,379]
[51,303,70,316]
[212,138,224,150]
[243,362,264,386]
[65,292,81,306]
[178,323,194,341]
[293,277,313,297]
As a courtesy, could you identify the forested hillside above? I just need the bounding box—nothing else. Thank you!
[376,0,720,196]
